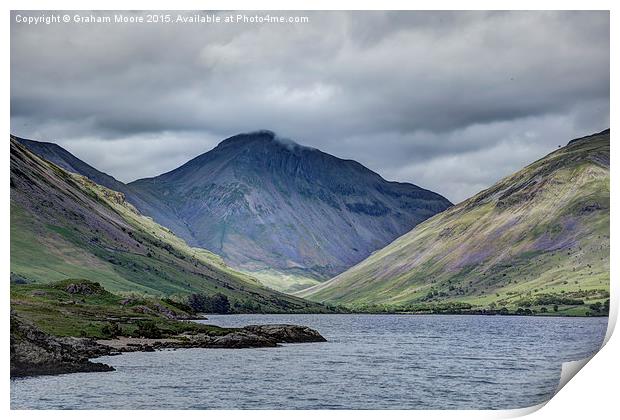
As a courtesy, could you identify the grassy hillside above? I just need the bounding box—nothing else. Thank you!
[299,130,610,316]
[10,279,232,338]
[10,138,328,313]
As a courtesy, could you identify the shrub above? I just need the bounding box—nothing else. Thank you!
[589,302,603,312]
[515,307,533,315]
[162,297,195,315]
[134,320,162,339]
[101,322,122,338]
[237,298,261,312]
[516,294,584,307]
[187,293,209,312]
[210,293,230,314]
[186,293,230,314]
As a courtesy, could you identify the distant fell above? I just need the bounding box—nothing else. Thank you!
[299,130,610,317]
[15,131,452,292]
[127,130,452,292]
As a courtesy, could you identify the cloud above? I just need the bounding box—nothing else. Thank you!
[10,11,609,201]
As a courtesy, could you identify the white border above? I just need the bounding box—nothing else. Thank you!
[2,1,617,419]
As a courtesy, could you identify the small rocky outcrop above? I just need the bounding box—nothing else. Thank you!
[100,324,326,353]
[56,336,116,358]
[154,303,178,319]
[132,305,155,315]
[10,313,115,377]
[211,331,277,348]
[242,324,327,343]
[99,324,326,353]
[65,282,102,295]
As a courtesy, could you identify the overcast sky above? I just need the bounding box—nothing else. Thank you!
[11,11,609,202]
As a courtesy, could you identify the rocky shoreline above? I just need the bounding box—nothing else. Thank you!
[10,314,114,377]
[10,314,326,378]
[97,324,327,353]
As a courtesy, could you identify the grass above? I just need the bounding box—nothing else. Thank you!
[10,279,233,338]
[10,204,149,293]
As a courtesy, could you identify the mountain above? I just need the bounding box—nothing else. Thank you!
[16,132,452,293]
[10,136,327,313]
[13,136,157,218]
[126,130,452,292]
[298,130,610,316]
[14,136,127,193]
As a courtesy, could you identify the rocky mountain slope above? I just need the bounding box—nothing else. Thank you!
[14,136,156,218]
[17,132,452,293]
[299,130,610,316]
[10,137,326,313]
[127,131,452,291]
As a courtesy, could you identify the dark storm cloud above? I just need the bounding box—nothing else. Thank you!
[10,11,609,202]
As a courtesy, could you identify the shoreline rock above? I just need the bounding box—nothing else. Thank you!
[11,318,327,378]
[98,324,326,352]
[243,324,328,343]
[10,314,115,378]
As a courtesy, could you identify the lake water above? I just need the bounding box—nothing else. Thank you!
[10,314,608,410]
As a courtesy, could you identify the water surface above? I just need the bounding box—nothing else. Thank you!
[10,314,607,409]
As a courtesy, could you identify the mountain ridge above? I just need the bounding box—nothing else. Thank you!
[13,136,127,192]
[16,131,452,292]
[298,129,610,316]
[133,131,429,194]
[10,137,327,313]
[126,130,453,290]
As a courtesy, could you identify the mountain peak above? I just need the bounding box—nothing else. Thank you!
[220,129,276,145]
[216,130,313,153]
[125,132,452,289]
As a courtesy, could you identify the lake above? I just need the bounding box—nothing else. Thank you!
[10,314,608,409]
